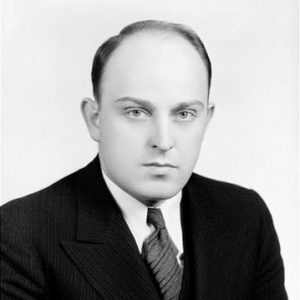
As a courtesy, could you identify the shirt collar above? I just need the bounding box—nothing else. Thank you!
[101,169,182,252]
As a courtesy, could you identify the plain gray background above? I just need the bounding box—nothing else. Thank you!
[1,0,299,298]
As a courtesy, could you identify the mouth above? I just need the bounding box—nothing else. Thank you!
[142,162,177,168]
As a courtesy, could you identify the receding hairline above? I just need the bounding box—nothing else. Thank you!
[102,30,208,86]
[92,20,212,102]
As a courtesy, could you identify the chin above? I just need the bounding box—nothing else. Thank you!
[145,176,188,197]
[138,186,181,202]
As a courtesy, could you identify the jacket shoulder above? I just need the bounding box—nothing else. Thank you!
[0,168,83,239]
[2,170,77,210]
[188,174,287,298]
[189,172,271,227]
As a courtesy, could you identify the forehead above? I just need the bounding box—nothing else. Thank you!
[101,32,209,102]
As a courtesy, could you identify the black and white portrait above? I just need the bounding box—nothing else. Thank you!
[1,0,298,299]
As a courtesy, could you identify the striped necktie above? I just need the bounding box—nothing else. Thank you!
[142,208,183,300]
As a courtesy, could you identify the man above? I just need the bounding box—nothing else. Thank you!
[1,20,287,299]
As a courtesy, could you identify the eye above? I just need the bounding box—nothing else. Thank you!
[175,111,196,121]
[126,108,150,120]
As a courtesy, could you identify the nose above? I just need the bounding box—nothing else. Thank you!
[150,118,174,152]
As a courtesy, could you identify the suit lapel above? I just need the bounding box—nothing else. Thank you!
[61,157,160,300]
[182,175,248,299]
[60,158,247,299]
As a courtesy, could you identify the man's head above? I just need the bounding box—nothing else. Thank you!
[82,20,214,204]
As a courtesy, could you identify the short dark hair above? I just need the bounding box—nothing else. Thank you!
[91,20,212,102]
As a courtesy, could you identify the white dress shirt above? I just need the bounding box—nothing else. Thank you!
[101,170,183,262]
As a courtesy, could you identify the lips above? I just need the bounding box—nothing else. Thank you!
[142,162,177,168]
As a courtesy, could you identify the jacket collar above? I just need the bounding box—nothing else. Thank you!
[62,156,160,299]
[62,156,243,299]
[75,156,120,243]
[181,174,248,299]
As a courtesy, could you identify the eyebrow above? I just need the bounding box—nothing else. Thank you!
[114,97,154,108]
[113,96,205,110]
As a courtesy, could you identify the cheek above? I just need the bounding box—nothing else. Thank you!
[99,118,146,156]
[176,126,206,165]
[178,124,206,148]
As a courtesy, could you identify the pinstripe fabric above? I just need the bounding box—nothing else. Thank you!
[142,208,183,300]
[1,157,288,299]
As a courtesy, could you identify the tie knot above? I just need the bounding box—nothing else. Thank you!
[147,208,166,229]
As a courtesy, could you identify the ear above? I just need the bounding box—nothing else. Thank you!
[207,102,215,123]
[81,97,101,142]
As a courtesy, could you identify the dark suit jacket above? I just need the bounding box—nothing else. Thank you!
[1,157,287,299]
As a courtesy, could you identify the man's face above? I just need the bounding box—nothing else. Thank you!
[97,33,213,203]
